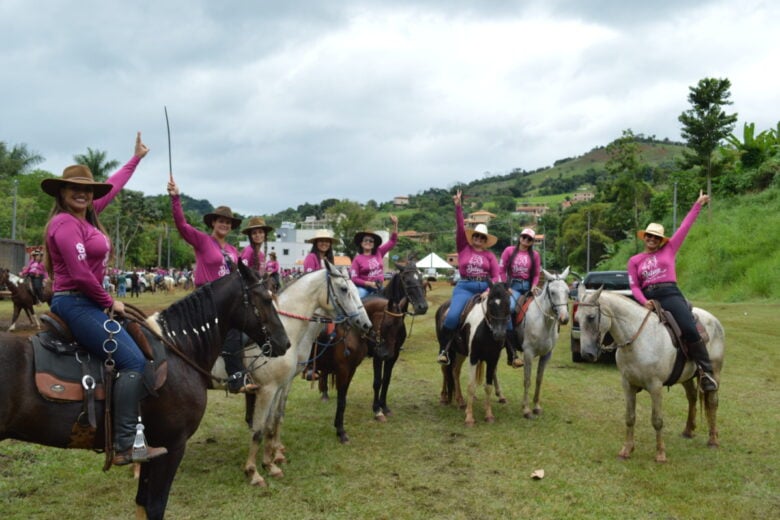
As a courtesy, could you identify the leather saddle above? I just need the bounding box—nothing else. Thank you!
[652,301,710,386]
[33,312,168,403]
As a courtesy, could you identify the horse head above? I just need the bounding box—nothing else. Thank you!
[542,267,571,325]
[221,261,290,357]
[323,259,372,333]
[385,260,429,316]
[576,286,608,362]
[482,281,511,342]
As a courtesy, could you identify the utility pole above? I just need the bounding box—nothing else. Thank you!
[11,179,18,240]
[586,211,591,273]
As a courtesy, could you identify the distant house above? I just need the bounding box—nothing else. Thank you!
[515,204,549,221]
[571,192,594,202]
[393,196,410,207]
[398,230,431,244]
[466,210,496,225]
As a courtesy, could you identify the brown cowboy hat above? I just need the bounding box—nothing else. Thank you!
[305,229,336,243]
[203,206,242,230]
[637,222,669,246]
[241,216,274,236]
[353,230,383,249]
[465,223,498,248]
[41,165,112,199]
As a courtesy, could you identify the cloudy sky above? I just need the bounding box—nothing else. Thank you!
[2,0,778,216]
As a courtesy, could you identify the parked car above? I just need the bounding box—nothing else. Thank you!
[570,270,634,363]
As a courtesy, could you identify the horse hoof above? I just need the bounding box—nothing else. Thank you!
[681,431,694,439]
[383,409,393,417]
[497,397,507,404]
[339,434,350,444]
[268,466,284,478]
[321,396,330,402]
[523,412,534,420]
[374,413,387,423]
[485,416,495,424]
[250,476,268,487]
[533,408,542,416]
[464,420,475,427]
[707,440,720,448]
[655,455,667,463]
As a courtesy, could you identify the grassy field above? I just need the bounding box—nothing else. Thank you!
[1,284,778,519]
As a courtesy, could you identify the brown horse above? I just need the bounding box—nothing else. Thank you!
[0,268,41,331]
[0,261,290,519]
[370,260,429,420]
[314,296,406,443]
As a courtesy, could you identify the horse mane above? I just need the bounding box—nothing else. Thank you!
[158,278,221,355]
[383,271,404,305]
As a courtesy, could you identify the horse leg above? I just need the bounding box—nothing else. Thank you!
[521,359,534,419]
[245,428,267,487]
[439,364,450,405]
[531,350,552,416]
[619,379,638,460]
[135,443,186,520]
[8,304,21,331]
[454,357,466,409]
[319,371,330,401]
[484,362,497,423]
[681,378,698,439]
[464,363,477,426]
[244,386,275,486]
[265,386,291,476]
[648,384,667,463]
[373,357,386,420]
[334,363,355,444]
[703,386,720,448]
[378,356,397,417]
[493,371,507,404]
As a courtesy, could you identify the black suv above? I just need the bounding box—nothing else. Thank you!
[570,270,633,363]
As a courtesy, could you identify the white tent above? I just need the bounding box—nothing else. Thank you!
[417,252,454,270]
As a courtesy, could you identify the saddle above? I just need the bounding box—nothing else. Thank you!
[32,312,169,448]
[652,301,710,386]
[513,293,534,327]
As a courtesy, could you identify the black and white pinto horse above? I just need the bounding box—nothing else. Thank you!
[576,287,725,462]
[437,282,512,425]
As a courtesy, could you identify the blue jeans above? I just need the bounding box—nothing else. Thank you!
[443,280,489,330]
[358,286,380,299]
[51,294,146,372]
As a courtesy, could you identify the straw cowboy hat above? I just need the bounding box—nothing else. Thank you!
[353,230,383,249]
[41,165,112,199]
[519,228,536,240]
[203,206,242,230]
[241,216,274,236]
[637,222,670,246]
[465,223,498,248]
[305,229,336,243]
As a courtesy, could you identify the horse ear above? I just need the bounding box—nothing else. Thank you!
[542,268,553,280]
[577,281,586,301]
[561,266,570,279]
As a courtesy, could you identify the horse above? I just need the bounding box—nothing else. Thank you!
[370,260,429,421]
[437,282,512,425]
[312,296,402,443]
[576,287,725,462]
[0,268,41,331]
[0,261,290,519]
[211,260,372,486]
[511,267,570,419]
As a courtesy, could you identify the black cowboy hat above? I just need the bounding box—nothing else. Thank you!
[353,230,383,249]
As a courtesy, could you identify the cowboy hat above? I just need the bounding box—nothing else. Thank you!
[353,230,383,249]
[241,216,274,236]
[31,249,44,256]
[305,229,336,243]
[41,165,113,199]
[637,222,669,246]
[465,223,498,248]
[519,228,536,240]
[203,206,242,230]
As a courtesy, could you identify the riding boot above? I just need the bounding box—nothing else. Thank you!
[223,329,258,394]
[437,327,456,365]
[111,371,167,466]
[506,330,524,368]
[686,338,718,392]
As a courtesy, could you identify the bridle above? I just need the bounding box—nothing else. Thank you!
[481,285,511,335]
[534,278,569,321]
[576,298,655,349]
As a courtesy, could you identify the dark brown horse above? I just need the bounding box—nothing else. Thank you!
[370,260,429,420]
[314,295,406,443]
[0,261,290,519]
[0,268,41,331]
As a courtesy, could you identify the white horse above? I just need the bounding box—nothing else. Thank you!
[511,267,570,418]
[576,288,725,462]
[212,260,371,486]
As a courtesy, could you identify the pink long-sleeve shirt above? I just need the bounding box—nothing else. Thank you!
[46,156,140,308]
[266,260,279,274]
[350,232,398,287]
[240,245,266,273]
[21,259,47,277]
[498,246,541,286]
[303,252,325,273]
[628,201,703,306]
[454,205,499,281]
[171,194,238,287]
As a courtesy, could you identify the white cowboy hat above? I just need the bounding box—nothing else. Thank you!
[637,222,669,246]
[465,223,498,248]
[305,229,336,243]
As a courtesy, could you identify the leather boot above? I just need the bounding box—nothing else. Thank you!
[687,338,718,392]
[506,330,524,368]
[111,371,167,466]
[437,327,456,365]
[223,329,258,394]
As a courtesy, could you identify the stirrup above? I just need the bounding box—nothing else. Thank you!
[699,372,718,391]
[437,350,450,365]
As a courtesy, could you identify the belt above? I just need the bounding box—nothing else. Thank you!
[53,290,82,296]
[510,278,529,284]
[463,276,488,282]
[644,282,677,292]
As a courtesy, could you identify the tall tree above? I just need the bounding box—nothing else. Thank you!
[0,142,44,179]
[603,129,653,241]
[73,148,119,181]
[678,77,738,196]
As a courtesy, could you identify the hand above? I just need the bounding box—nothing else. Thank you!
[111,300,126,316]
[643,300,655,310]
[167,179,179,196]
[134,132,149,159]
[389,214,399,231]
[453,190,462,206]
[697,189,710,206]
[532,286,541,296]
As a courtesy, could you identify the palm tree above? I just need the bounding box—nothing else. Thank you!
[73,148,119,181]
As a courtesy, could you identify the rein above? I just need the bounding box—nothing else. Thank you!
[578,301,655,348]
